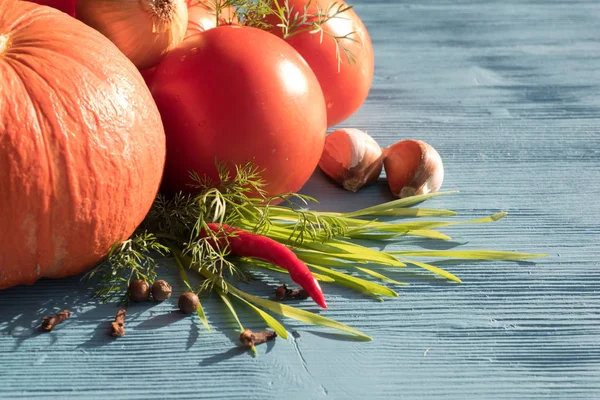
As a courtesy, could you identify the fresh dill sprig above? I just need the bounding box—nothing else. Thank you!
[144,192,200,239]
[231,0,276,29]
[181,162,265,283]
[83,232,169,303]
[197,0,359,71]
[192,0,275,29]
[148,161,269,294]
[271,0,359,71]
[186,0,240,27]
[245,198,350,245]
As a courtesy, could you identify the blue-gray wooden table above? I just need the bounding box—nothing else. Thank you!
[1,1,599,398]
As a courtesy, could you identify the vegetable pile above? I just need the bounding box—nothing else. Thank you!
[1,0,545,349]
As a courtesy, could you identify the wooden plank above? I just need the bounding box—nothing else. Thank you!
[1,0,600,398]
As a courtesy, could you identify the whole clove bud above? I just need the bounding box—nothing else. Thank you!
[40,310,71,332]
[110,309,126,337]
[274,284,309,301]
[239,329,277,348]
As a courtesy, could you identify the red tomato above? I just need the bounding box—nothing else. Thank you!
[142,1,238,88]
[150,26,327,198]
[139,67,156,87]
[267,0,374,127]
[27,0,76,16]
[142,1,237,88]
[185,0,237,38]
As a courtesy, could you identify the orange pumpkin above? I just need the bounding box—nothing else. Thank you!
[0,0,166,290]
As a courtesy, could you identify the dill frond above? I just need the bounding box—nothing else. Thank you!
[83,232,169,303]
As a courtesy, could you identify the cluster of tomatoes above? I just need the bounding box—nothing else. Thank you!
[31,0,375,198]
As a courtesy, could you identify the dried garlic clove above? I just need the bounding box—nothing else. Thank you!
[383,139,444,198]
[318,128,383,192]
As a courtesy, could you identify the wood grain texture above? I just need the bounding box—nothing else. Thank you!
[1,1,599,398]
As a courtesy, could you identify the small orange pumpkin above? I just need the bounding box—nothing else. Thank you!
[0,0,166,290]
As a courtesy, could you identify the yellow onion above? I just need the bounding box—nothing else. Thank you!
[77,0,188,69]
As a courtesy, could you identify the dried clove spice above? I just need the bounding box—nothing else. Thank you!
[110,309,127,337]
[274,284,309,301]
[239,329,277,348]
[40,310,71,332]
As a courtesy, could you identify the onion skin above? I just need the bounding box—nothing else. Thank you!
[76,0,188,69]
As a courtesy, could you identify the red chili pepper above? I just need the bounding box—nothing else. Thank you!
[205,223,327,308]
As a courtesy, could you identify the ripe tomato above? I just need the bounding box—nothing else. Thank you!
[139,67,156,87]
[141,1,237,91]
[27,0,76,16]
[150,26,327,198]
[267,0,374,127]
[185,0,238,38]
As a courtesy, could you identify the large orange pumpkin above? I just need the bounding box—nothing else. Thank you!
[0,0,166,290]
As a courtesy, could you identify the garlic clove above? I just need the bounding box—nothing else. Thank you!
[318,128,383,192]
[383,139,444,198]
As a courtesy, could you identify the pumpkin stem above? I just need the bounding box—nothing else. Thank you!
[0,34,8,55]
